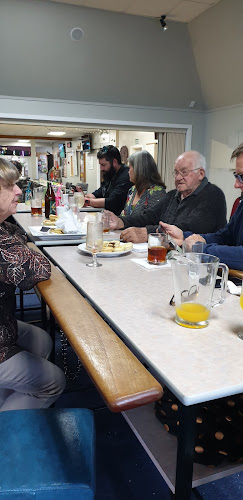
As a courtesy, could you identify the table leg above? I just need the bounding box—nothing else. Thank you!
[174,403,197,500]
[49,312,56,363]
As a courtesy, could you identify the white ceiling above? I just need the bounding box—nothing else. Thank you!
[47,0,221,23]
[0,123,102,144]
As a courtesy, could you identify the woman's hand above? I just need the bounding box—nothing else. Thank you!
[159,222,184,246]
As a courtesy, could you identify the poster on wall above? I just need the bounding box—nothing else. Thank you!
[86,153,93,170]
[66,152,77,177]
[80,152,86,182]
[62,158,67,178]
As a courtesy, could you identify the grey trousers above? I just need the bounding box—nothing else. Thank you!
[0,321,66,411]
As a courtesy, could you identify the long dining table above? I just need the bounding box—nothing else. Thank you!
[43,243,243,499]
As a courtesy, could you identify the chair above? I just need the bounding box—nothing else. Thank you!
[76,183,88,194]
[230,195,243,218]
[0,408,95,499]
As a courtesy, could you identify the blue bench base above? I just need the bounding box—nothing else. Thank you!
[0,408,95,499]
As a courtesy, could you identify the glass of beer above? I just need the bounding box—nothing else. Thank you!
[147,233,169,265]
[31,197,42,216]
[102,212,110,234]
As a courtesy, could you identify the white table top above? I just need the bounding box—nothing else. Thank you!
[13,212,85,246]
[44,245,243,406]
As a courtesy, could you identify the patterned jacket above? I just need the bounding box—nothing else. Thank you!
[0,222,51,363]
[121,185,165,217]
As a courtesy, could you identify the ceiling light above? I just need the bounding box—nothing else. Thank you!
[160,15,168,31]
[47,131,66,136]
[18,139,30,143]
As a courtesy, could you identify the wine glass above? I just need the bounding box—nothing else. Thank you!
[239,281,243,339]
[86,221,103,268]
[74,191,85,209]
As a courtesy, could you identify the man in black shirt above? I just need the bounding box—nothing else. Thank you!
[84,145,132,215]
[108,151,227,242]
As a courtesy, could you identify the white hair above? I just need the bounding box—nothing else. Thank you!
[177,151,207,172]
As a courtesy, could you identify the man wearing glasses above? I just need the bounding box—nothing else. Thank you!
[161,144,243,270]
[109,151,226,242]
[84,145,132,215]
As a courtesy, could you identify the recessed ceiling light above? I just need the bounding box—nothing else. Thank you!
[18,139,30,143]
[47,131,66,136]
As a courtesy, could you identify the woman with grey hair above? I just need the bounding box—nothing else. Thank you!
[0,158,65,410]
[121,150,166,217]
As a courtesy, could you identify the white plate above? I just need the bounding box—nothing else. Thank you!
[29,226,85,240]
[78,242,133,257]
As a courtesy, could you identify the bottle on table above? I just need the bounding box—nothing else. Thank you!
[45,182,55,218]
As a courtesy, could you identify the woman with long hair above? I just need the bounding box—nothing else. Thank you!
[121,150,166,216]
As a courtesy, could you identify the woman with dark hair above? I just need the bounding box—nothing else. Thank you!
[0,158,65,410]
[121,150,166,216]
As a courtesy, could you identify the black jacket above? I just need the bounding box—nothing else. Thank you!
[120,179,227,234]
[93,165,132,215]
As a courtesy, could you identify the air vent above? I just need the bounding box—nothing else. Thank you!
[70,27,84,41]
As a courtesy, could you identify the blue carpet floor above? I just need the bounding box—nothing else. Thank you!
[16,290,243,500]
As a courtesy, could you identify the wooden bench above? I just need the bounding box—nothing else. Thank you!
[28,243,163,413]
[229,268,243,279]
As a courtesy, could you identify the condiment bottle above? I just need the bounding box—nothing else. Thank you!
[45,182,55,218]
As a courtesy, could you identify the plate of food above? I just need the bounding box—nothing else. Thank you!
[28,226,85,239]
[78,240,133,257]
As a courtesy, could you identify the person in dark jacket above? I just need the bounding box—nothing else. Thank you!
[84,145,132,215]
[160,144,243,270]
[108,151,226,242]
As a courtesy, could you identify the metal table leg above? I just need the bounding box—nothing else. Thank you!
[174,403,197,500]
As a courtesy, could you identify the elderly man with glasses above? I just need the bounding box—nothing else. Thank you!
[160,144,243,270]
[108,150,226,242]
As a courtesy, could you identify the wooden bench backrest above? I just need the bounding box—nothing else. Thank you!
[28,244,163,412]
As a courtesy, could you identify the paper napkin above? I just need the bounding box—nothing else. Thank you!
[227,280,242,296]
[132,243,148,253]
[55,209,84,234]
[131,258,171,270]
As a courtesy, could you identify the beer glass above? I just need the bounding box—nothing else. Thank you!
[147,233,169,265]
[86,221,103,268]
[171,253,228,328]
[102,212,110,234]
[31,192,42,217]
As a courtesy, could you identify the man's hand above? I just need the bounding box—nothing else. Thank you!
[120,227,148,243]
[184,234,206,251]
[159,222,184,246]
[85,194,95,199]
[105,211,124,230]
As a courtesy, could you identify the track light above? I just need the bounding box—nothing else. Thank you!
[160,15,168,31]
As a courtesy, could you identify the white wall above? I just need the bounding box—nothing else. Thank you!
[205,104,243,219]
[1,0,204,110]
[118,131,155,157]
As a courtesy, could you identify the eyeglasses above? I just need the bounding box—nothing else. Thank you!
[233,171,243,183]
[172,168,199,178]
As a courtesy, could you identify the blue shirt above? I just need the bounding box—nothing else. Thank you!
[184,201,243,270]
